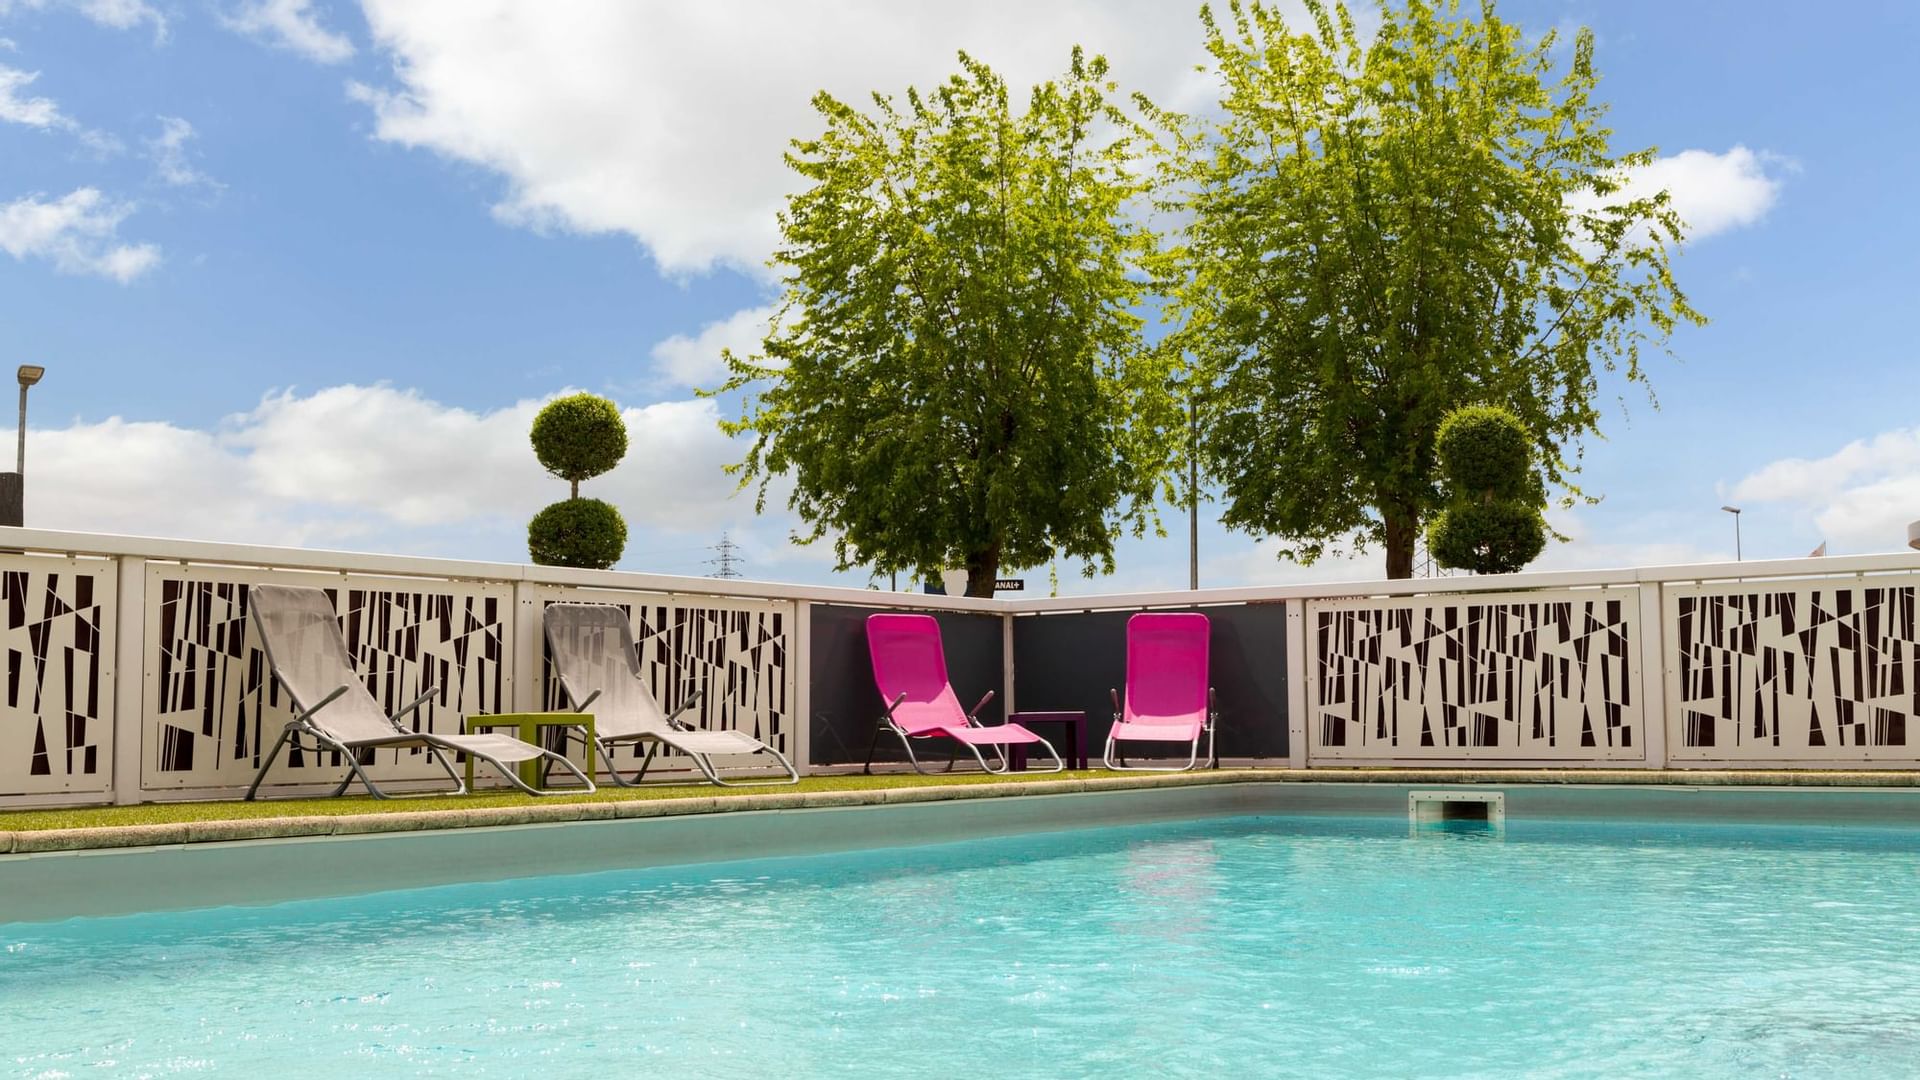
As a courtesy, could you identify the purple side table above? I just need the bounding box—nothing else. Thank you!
[1006,710,1088,771]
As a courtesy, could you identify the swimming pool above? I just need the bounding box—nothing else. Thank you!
[8,808,1920,1078]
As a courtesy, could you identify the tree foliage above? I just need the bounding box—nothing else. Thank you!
[528,497,628,570]
[713,49,1177,597]
[1161,0,1704,578]
[1426,405,1546,573]
[532,393,629,499]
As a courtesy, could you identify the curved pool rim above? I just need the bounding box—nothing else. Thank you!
[6,780,1920,924]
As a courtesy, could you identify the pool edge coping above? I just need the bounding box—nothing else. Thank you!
[8,768,1920,854]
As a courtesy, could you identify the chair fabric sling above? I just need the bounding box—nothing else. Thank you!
[863,613,1063,775]
[542,602,798,787]
[1105,612,1217,771]
[246,584,593,799]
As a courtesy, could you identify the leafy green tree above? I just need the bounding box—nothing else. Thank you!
[1162,0,1704,578]
[528,393,629,568]
[1426,405,1547,573]
[713,50,1177,597]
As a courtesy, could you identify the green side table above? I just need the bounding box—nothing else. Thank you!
[464,712,595,791]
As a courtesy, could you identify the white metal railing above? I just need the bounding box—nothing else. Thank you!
[1007,550,1920,613]
[0,527,990,807]
[0,525,1916,808]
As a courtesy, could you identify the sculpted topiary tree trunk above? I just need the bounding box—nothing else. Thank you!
[1162,0,1704,578]
[714,50,1178,597]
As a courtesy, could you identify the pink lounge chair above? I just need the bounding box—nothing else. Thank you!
[1106,612,1217,771]
[864,613,1063,775]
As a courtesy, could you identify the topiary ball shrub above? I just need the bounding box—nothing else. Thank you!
[1427,500,1547,575]
[1425,403,1547,574]
[531,393,629,497]
[1434,405,1534,500]
[528,497,628,569]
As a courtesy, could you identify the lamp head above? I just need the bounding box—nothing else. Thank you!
[16,365,44,388]
[1719,505,1741,515]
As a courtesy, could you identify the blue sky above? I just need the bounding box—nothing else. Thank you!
[1,0,1916,590]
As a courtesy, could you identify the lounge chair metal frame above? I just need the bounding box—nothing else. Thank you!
[544,603,799,788]
[860,688,1063,776]
[551,678,800,788]
[245,585,593,801]
[1103,686,1219,772]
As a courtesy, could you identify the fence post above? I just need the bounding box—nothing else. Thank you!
[110,557,145,805]
[1638,582,1669,769]
[511,578,543,714]
[792,600,812,776]
[1002,611,1016,720]
[1286,600,1308,769]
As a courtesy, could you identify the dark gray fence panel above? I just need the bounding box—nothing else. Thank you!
[1012,603,1289,761]
[807,604,1005,767]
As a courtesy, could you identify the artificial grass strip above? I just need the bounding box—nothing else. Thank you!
[0,770,1121,833]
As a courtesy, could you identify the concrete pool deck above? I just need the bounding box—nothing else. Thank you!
[9,767,1920,854]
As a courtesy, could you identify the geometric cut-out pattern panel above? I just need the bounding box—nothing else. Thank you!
[142,566,511,790]
[0,556,116,795]
[1309,590,1642,761]
[1667,578,1920,762]
[533,587,794,772]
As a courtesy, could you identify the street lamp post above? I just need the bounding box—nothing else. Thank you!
[18,364,43,472]
[0,365,41,528]
[1720,505,1742,562]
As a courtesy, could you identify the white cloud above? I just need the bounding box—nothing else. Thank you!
[221,0,354,63]
[1582,145,1784,242]
[1193,532,1397,589]
[1730,428,1920,553]
[349,0,1234,276]
[0,63,64,127]
[10,384,802,572]
[1639,146,1785,239]
[233,386,755,532]
[0,0,166,37]
[649,304,776,389]
[67,0,158,30]
[1529,510,1728,572]
[0,187,160,281]
[347,5,1784,283]
[18,417,321,545]
[0,62,122,152]
[145,115,219,189]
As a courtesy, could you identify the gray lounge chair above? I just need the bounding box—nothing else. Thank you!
[245,584,593,800]
[543,602,799,787]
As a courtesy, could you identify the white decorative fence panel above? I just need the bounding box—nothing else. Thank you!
[0,555,116,796]
[141,565,513,792]
[526,585,796,777]
[2,525,1918,809]
[1666,577,1919,764]
[1308,589,1643,762]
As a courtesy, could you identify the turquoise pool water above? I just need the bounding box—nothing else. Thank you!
[7,813,1920,1077]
